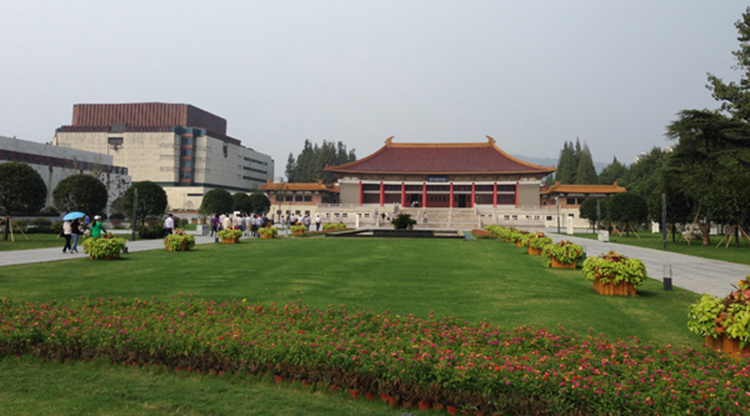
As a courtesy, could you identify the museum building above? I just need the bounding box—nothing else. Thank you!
[52,103,274,211]
[325,136,555,208]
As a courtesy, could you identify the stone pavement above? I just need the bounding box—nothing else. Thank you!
[549,233,750,298]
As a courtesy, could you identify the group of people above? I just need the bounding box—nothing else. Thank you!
[209,213,272,238]
[61,214,106,253]
[279,213,322,231]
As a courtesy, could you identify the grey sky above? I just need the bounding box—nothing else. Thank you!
[1,1,747,173]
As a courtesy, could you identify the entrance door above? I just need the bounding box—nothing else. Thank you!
[457,194,467,208]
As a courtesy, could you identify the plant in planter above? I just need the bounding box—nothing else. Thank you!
[526,233,552,255]
[217,229,242,243]
[688,276,750,355]
[164,229,195,251]
[258,226,278,239]
[391,213,417,230]
[322,222,346,232]
[582,251,646,296]
[290,224,307,235]
[83,237,127,259]
[542,241,585,268]
[508,230,528,246]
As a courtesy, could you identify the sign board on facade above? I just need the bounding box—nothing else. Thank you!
[428,176,449,183]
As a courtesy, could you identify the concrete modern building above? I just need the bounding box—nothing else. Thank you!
[52,103,274,211]
[0,135,131,213]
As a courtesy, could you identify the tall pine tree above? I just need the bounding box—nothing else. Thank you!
[575,143,598,184]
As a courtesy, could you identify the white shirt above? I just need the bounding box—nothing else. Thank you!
[164,217,174,229]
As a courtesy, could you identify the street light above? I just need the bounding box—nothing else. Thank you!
[556,196,561,233]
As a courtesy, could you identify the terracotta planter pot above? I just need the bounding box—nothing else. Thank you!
[447,405,460,415]
[593,277,636,296]
[364,392,376,401]
[516,241,524,248]
[274,375,285,383]
[380,393,389,402]
[221,238,239,244]
[433,403,446,411]
[260,234,273,239]
[418,401,432,411]
[349,389,360,399]
[292,231,305,236]
[527,246,542,256]
[705,334,750,357]
[387,396,400,408]
[550,257,576,269]
[505,238,510,242]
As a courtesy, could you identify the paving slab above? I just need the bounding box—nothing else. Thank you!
[549,233,750,298]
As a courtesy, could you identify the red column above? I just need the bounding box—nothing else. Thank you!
[515,181,519,207]
[449,182,454,208]
[471,182,476,208]
[422,182,427,208]
[401,182,406,207]
[359,181,364,205]
[493,182,497,207]
[379,181,385,207]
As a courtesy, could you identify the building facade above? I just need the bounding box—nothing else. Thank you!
[52,103,274,211]
[326,136,555,208]
[259,181,340,221]
[0,135,131,213]
[540,182,627,208]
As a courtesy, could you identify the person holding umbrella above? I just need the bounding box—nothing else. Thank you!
[61,212,86,253]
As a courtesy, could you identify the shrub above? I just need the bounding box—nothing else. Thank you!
[138,224,164,240]
[164,230,195,251]
[218,229,242,241]
[82,237,126,259]
[322,222,346,232]
[290,225,307,234]
[542,241,585,266]
[258,226,278,237]
[582,251,647,287]
[391,213,417,229]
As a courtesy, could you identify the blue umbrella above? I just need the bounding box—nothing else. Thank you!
[63,211,86,221]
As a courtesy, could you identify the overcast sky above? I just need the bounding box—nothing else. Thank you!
[1,1,747,174]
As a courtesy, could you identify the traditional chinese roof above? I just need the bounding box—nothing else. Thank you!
[540,182,627,196]
[325,137,555,176]
[259,181,339,193]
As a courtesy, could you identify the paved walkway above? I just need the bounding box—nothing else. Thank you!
[548,233,750,298]
[1,230,748,298]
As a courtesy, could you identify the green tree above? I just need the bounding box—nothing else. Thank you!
[578,198,600,231]
[598,157,628,186]
[608,192,648,237]
[710,173,750,245]
[575,143,598,184]
[707,7,750,122]
[250,192,270,214]
[285,140,357,184]
[199,189,234,216]
[52,174,108,216]
[122,181,168,225]
[554,141,577,184]
[233,192,253,215]
[626,147,666,200]
[0,162,47,215]
[285,153,297,182]
[665,110,749,244]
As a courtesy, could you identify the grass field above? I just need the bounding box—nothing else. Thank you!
[0,237,705,415]
[573,231,750,266]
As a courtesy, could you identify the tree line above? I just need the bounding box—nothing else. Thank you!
[285,140,356,184]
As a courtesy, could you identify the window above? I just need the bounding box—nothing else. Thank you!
[567,198,576,205]
[108,137,123,147]
[223,144,228,157]
[295,196,303,202]
[303,196,312,202]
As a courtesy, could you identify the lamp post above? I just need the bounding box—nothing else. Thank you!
[556,196,561,233]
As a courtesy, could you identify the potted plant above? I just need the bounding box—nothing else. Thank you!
[391,213,417,230]
[526,233,552,255]
[542,241,584,268]
[582,251,646,296]
[322,222,346,232]
[509,230,528,247]
[688,276,750,356]
[164,229,195,251]
[290,224,307,236]
[83,237,127,260]
[258,226,278,239]
[218,229,242,243]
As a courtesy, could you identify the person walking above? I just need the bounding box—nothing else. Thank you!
[163,213,174,237]
[70,219,82,253]
[61,220,72,253]
[221,214,231,232]
[210,214,219,236]
[90,215,107,238]
[315,214,321,231]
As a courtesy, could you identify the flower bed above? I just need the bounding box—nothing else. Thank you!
[470,229,496,239]
[164,230,195,251]
[322,222,347,232]
[258,226,278,239]
[582,251,646,296]
[290,225,307,235]
[82,237,127,259]
[542,241,585,269]
[2,297,749,414]
[218,229,242,243]
[688,276,750,356]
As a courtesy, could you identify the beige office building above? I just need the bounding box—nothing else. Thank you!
[52,103,274,211]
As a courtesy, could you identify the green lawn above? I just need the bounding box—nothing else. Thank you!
[573,231,750,266]
[0,233,64,251]
[0,238,704,414]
